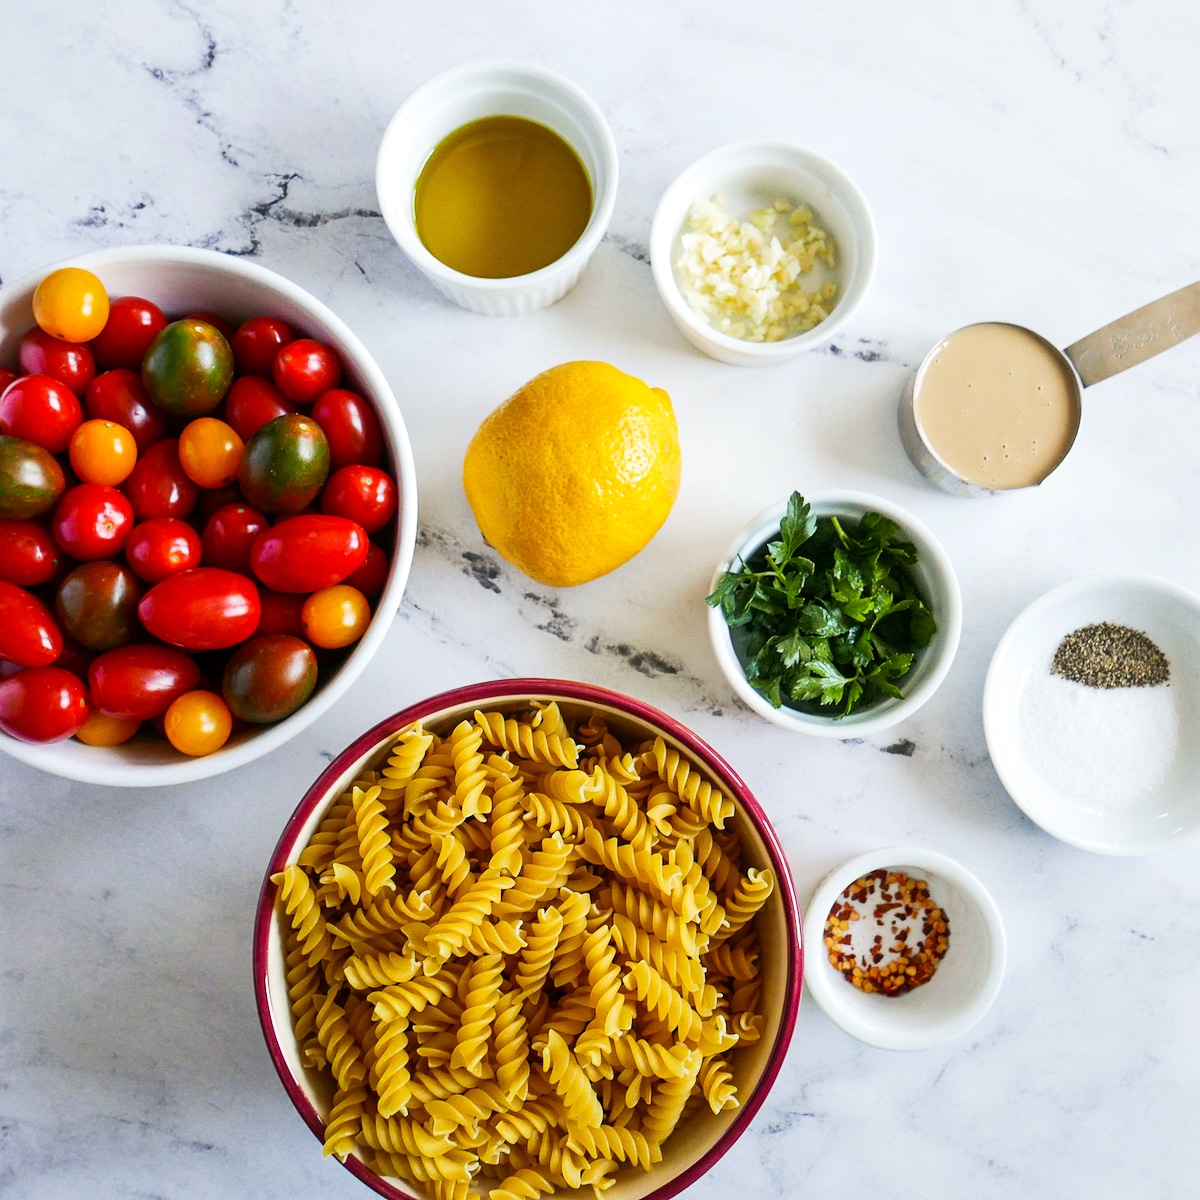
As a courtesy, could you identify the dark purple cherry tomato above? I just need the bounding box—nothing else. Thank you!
[202,503,268,574]
[88,643,203,721]
[273,339,341,404]
[0,666,88,742]
[123,439,198,521]
[231,316,294,377]
[0,435,67,520]
[250,513,368,593]
[89,296,169,371]
[138,567,261,651]
[224,375,295,442]
[255,589,306,637]
[125,517,202,583]
[84,369,170,453]
[222,633,317,724]
[320,464,397,534]
[52,483,134,560]
[343,541,388,600]
[238,413,330,515]
[54,561,142,652]
[0,374,83,454]
[0,518,64,586]
[310,388,383,468]
[19,327,95,394]
[0,580,62,666]
[141,320,235,418]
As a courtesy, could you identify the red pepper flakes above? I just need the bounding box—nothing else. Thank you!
[822,867,950,997]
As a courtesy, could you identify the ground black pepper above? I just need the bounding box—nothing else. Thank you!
[1051,622,1169,689]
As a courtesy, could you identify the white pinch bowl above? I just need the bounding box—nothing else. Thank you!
[376,60,619,317]
[0,245,418,787]
[707,491,962,737]
[803,847,1006,1051]
[983,574,1200,855]
[254,679,803,1200]
[649,142,876,366]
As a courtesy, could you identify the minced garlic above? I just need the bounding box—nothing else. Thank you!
[675,194,838,342]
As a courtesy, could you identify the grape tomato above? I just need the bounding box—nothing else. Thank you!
[231,316,294,376]
[224,375,295,442]
[0,665,89,743]
[311,387,383,468]
[123,439,198,521]
[319,464,397,534]
[0,373,83,454]
[273,338,341,404]
[179,417,243,489]
[0,518,64,586]
[138,566,261,651]
[89,643,203,721]
[250,513,368,593]
[0,580,63,667]
[125,517,202,583]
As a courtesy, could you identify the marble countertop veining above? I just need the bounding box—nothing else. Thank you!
[2,2,1199,1197]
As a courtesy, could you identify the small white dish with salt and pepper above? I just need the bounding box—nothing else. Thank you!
[803,847,1006,1051]
[984,574,1200,856]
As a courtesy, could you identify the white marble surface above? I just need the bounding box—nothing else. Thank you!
[2,2,1199,1196]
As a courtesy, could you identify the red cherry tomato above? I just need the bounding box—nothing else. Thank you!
[223,375,295,442]
[255,588,305,637]
[123,439,198,521]
[125,517,203,583]
[52,483,134,560]
[250,513,368,593]
[89,296,169,370]
[18,327,95,394]
[0,665,88,742]
[183,312,237,341]
[88,643,202,721]
[273,339,341,405]
[311,387,383,467]
[231,316,295,377]
[319,464,397,534]
[0,518,65,586]
[343,541,389,600]
[138,567,261,651]
[201,503,268,574]
[84,369,169,453]
[0,374,83,454]
[0,580,63,667]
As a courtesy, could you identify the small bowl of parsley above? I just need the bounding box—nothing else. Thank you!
[707,489,962,736]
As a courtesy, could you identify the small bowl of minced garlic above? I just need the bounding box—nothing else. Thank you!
[649,141,876,366]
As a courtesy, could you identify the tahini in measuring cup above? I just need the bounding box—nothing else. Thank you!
[899,280,1200,497]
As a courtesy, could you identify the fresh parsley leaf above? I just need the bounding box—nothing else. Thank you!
[709,490,937,718]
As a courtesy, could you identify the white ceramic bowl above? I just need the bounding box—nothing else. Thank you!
[0,245,418,787]
[254,679,803,1200]
[983,574,1200,855]
[708,491,961,737]
[649,142,876,366]
[376,60,619,317]
[803,846,1006,1051]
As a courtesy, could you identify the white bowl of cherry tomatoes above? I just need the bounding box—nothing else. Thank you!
[0,245,417,786]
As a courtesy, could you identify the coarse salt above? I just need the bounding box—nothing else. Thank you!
[1018,668,1179,812]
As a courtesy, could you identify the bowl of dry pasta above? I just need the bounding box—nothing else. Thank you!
[253,678,802,1200]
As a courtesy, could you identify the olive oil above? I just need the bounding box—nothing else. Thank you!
[413,115,592,279]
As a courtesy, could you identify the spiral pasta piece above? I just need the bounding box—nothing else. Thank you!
[491,834,574,918]
[610,912,703,996]
[433,832,476,900]
[489,1167,555,1200]
[621,960,703,1043]
[425,869,516,960]
[373,1012,414,1118]
[273,864,334,968]
[323,1084,368,1159]
[451,953,504,1077]
[699,1055,740,1114]
[541,1030,603,1128]
[475,710,580,768]
[549,889,594,990]
[486,755,527,874]
[646,737,735,829]
[380,723,435,814]
[640,1048,702,1147]
[344,951,422,992]
[369,974,457,1022]
[579,829,686,917]
[715,867,775,942]
[513,905,564,1001]
[447,720,489,819]
[461,918,527,957]
[315,990,366,1091]
[493,988,531,1102]
[353,785,396,899]
[520,791,595,841]
[566,1124,661,1171]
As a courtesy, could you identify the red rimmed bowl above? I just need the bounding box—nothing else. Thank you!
[254,678,802,1200]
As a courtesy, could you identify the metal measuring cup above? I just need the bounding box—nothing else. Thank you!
[899,279,1200,497]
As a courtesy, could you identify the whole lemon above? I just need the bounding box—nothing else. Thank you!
[463,361,682,587]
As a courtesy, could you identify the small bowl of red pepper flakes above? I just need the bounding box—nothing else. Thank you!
[803,846,1006,1050]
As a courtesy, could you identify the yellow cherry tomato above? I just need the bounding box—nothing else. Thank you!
[69,419,138,486]
[164,690,233,756]
[301,584,371,649]
[33,267,111,342]
[178,417,244,488]
[75,711,141,746]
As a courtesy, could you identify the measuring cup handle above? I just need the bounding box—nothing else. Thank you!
[1064,279,1200,387]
